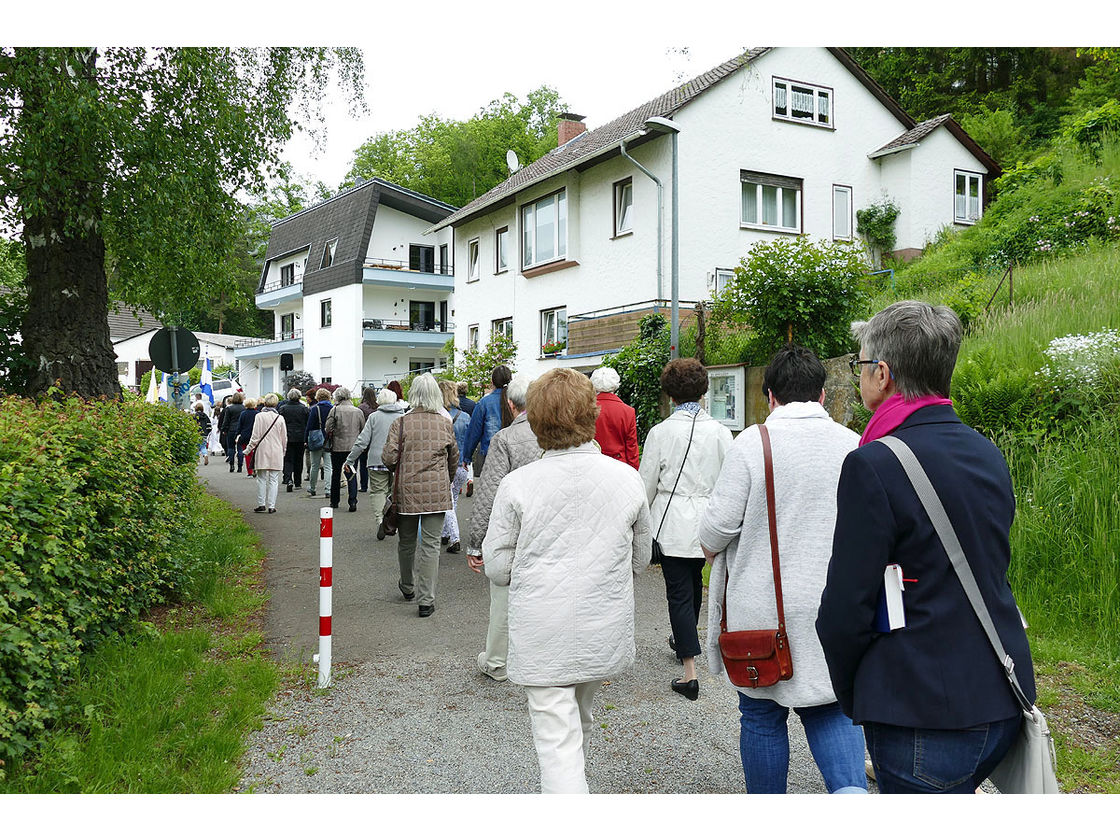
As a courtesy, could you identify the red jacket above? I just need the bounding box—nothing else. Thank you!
[594,392,639,469]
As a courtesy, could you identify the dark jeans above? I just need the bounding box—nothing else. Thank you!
[283,441,305,487]
[864,715,1020,793]
[358,447,370,491]
[227,441,244,469]
[660,554,704,658]
[329,451,357,508]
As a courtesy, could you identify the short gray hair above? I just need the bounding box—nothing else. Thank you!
[853,300,963,399]
[376,388,397,407]
[408,373,443,413]
[590,366,620,393]
[333,386,351,403]
[506,372,533,410]
[287,388,302,400]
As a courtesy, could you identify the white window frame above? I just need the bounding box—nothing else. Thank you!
[320,298,332,328]
[495,227,509,273]
[492,317,513,342]
[320,238,338,269]
[713,268,736,296]
[740,171,802,233]
[467,238,480,282]
[280,312,295,338]
[833,184,853,241]
[521,189,567,270]
[467,324,479,352]
[540,306,568,354]
[613,178,633,236]
[954,170,983,224]
[772,77,833,127]
[280,263,295,287]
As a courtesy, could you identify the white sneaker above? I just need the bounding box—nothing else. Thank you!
[476,651,507,682]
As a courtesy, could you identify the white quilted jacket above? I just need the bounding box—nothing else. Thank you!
[483,443,652,686]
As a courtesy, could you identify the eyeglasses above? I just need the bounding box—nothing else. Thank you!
[849,357,880,376]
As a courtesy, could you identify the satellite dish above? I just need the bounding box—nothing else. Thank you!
[506,149,520,173]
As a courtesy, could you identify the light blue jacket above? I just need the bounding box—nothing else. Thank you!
[462,390,504,463]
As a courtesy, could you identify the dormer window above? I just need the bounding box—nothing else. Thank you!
[773,77,832,127]
[320,238,338,269]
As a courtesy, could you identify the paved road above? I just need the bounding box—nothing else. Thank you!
[199,458,853,794]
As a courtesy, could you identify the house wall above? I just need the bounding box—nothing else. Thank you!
[905,126,991,247]
[262,247,309,288]
[366,205,444,267]
[302,284,363,388]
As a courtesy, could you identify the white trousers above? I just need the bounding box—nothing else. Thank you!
[524,681,599,794]
[256,469,280,509]
[478,581,509,678]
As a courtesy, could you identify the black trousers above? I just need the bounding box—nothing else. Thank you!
[661,554,705,659]
[357,447,370,491]
[283,441,305,487]
[329,451,357,508]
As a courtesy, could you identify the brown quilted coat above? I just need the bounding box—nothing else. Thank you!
[381,410,459,514]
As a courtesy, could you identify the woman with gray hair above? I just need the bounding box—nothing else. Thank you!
[325,386,365,512]
[591,366,639,469]
[381,373,459,617]
[817,300,1038,794]
[465,371,542,681]
[244,392,288,513]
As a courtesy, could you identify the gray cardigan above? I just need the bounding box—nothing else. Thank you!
[345,402,408,469]
[466,413,543,556]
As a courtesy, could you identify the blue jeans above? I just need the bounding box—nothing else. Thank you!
[738,693,867,794]
[864,716,1020,794]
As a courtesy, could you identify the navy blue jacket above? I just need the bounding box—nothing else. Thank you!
[816,405,1035,729]
[236,407,259,448]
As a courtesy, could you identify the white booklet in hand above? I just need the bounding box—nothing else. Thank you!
[874,563,907,632]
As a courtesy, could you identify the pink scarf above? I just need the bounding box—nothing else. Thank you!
[859,392,953,446]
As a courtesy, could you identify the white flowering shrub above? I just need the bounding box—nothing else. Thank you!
[1036,329,1120,424]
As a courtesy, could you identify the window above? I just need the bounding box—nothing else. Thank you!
[495,227,510,273]
[773,77,832,127]
[409,358,436,375]
[410,300,435,331]
[468,324,479,352]
[521,190,567,269]
[320,238,338,269]
[468,238,480,281]
[280,313,295,338]
[320,299,332,328]
[713,268,736,296]
[439,244,449,275]
[319,356,332,384]
[409,244,435,273]
[741,170,802,233]
[280,264,295,287]
[613,178,633,236]
[540,307,568,354]
[833,185,853,240]
[492,317,513,341]
[955,170,983,224]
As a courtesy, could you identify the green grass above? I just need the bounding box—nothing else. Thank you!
[0,493,278,793]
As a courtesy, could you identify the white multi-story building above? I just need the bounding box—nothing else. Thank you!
[430,47,999,376]
[237,178,457,396]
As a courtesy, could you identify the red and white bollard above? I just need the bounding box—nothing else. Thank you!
[315,506,333,688]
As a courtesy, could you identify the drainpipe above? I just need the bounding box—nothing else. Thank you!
[619,138,663,301]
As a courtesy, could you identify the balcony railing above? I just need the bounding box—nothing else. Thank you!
[235,329,303,348]
[362,319,454,332]
[258,277,303,295]
[363,257,453,275]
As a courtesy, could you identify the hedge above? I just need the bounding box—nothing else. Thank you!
[0,394,201,777]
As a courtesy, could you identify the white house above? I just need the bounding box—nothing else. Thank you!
[237,178,457,396]
[112,311,252,393]
[430,47,999,376]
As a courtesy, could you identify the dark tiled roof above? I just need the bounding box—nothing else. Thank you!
[261,178,457,296]
[432,48,773,231]
[107,305,163,341]
[872,113,952,155]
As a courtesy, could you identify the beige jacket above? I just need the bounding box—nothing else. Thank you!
[244,408,288,470]
[324,402,366,454]
[381,411,459,514]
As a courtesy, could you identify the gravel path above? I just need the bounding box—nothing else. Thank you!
[199,461,860,794]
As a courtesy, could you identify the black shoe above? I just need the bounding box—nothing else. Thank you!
[348,502,357,512]
[377,521,386,540]
[418,604,435,618]
[358,488,367,493]
[398,582,415,601]
[671,678,699,701]
[441,536,449,545]
[254,505,266,513]
[237,466,243,473]
[446,541,460,554]
[286,481,293,492]
[268,508,276,514]
[229,464,235,473]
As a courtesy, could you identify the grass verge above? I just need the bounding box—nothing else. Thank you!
[0,492,278,793]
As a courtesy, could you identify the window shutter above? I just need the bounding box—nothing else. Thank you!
[741,170,803,191]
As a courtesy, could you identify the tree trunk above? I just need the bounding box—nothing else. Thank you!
[18,47,121,398]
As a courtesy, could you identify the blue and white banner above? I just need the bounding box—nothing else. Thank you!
[200,357,215,407]
[158,372,169,403]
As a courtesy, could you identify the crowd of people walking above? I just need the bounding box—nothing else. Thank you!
[192,300,1039,797]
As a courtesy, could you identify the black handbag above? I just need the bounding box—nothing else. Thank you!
[651,410,698,564]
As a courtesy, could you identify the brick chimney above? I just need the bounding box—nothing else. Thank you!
[557,112,587,146]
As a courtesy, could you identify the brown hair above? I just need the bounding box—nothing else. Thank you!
[660,357,709,403]
[527,368,600,451]
[386,380,404,402]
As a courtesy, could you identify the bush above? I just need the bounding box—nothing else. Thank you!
[450,331,517,398]
[0,395,201,776]
[601,314,670,443]
[856,197,901,267]
[713,236,870,365]
[1063,100,1120,154]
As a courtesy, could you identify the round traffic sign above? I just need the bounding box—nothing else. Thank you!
[148,327,200,373]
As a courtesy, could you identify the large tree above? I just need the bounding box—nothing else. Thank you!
[0,47,364,397]
[345,86,566,207]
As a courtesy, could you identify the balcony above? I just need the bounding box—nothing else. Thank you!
[233,329,304,361]
[362,318,454,349]
[362,256,454,292]
[255,277,303,308]
[567,299,699,357]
